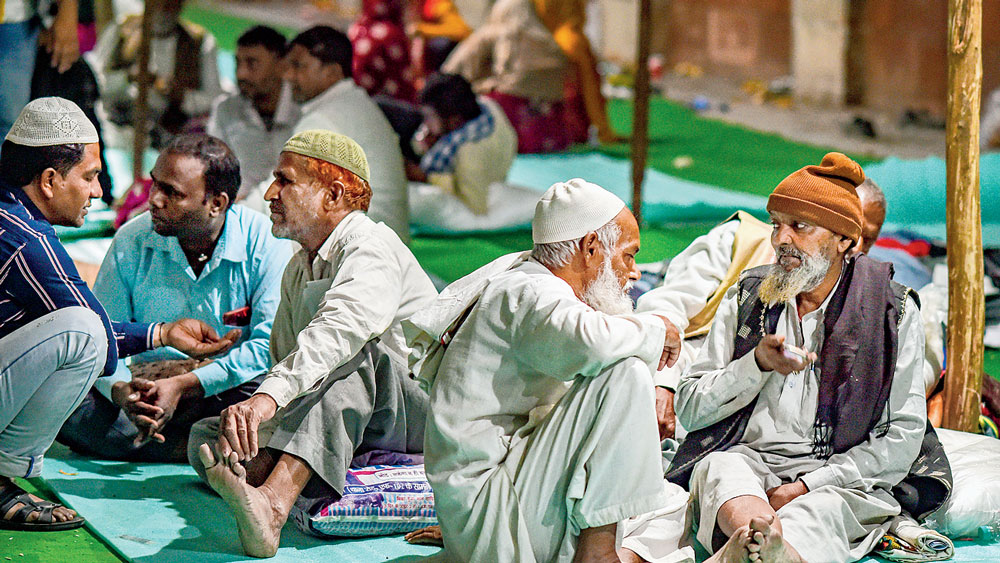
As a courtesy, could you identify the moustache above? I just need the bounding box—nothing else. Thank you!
[777,245,805,260]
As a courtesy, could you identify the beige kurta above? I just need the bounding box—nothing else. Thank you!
[419,258,680,562]
[255,211,437,408]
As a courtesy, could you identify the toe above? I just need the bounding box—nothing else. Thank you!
[198,443,217,469]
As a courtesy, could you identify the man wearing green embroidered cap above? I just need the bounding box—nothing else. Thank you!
[187,129,437,557]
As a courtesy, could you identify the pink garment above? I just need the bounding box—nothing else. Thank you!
[114,178,151,230]
[349,0,416,102]
[77,23,97,53]
[485,91,574,153]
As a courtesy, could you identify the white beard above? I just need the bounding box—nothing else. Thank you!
[582,257,634,315]
[758,244,833,306]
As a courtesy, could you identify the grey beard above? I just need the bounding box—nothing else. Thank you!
[758,247,832,306]
[582,258,634,315]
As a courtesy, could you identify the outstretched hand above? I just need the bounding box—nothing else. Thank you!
[160,319,241,359]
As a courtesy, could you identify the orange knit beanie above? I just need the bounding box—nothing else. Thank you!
[766,152,865,242]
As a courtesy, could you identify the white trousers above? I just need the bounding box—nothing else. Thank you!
[690,450,899,563]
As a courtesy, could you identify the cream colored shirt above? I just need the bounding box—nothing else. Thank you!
[676,276,927,493]
[636,220,742,388]
[426,98,517,216]
[256,211,437,407]
[295,79,410,243]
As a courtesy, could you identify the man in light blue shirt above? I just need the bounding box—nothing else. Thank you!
[58,134,292,462]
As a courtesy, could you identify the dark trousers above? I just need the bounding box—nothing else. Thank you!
[57,376,262,463]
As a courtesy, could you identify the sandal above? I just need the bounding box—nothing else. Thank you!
[0,480,85,531]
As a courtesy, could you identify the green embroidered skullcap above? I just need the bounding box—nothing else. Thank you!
[282,130,370,184]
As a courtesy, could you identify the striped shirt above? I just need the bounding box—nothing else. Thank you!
[0,186,154,377]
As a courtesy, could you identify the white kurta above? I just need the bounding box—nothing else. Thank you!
[422,259,683,562]
[636,220,743,390]
[207,81,300,200]
[292,79,410,242]
[675,276,927,562]
[255,211,436,408]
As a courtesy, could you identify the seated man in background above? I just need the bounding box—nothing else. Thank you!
[91,0,223,148]
[667,153,949,562]
[188,130,437,557]
[408,73,517,216]
[0,98,236,531]
[281,25,410,242]
[208,26,300,202]
[635,178,887,441]
[58,134,292,462]
[411,179,710,562]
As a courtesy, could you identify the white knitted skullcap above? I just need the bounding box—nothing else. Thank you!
[532,178,626,244]
[5,97,99,147]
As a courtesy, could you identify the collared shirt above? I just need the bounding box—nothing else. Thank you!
[295,79,410,242]
[207,81,300,198]
[91,205,292,398]
[0,186,154,377]
[256,210,437,407]
[675,272,927,493]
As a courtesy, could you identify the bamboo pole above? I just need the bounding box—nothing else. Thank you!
[630,0,652,224]
[942,0,984,432]
[132,0,156,183]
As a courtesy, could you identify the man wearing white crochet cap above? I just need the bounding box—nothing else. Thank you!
[407,178,695,562]
[189,129,436,558]
[0,97,238,531]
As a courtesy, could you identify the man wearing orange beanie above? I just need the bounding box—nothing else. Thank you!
[662,153,951,562]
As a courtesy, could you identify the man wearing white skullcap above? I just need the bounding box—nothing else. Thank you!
[187,129,437,557]
[0,98,238,532]
[403,178,695,562]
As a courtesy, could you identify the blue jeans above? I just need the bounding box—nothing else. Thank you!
[0,18,39,140]
[0,307,107,478]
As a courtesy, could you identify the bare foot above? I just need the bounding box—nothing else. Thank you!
[198,444,284,558]
[705,525,753,563]
[405,524,444,546]
[748,516,806,563]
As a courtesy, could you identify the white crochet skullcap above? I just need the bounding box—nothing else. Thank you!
[532,178,626,244]
[5,97,100,147]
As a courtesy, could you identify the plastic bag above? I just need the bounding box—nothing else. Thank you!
[292,462,437,538]
[923,428,1000,539]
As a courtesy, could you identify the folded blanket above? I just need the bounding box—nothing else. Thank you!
[874,514,955,562]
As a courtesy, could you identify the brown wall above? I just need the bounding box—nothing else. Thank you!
[653,0,792,81]
[849,0,999,117]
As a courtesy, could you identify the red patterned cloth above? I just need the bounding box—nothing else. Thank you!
[485,91,577,154]
[349,0,416,102]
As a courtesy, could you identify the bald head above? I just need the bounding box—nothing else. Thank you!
[855,178,886,254]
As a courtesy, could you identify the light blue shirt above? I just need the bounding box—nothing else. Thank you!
[92,204,292,398]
